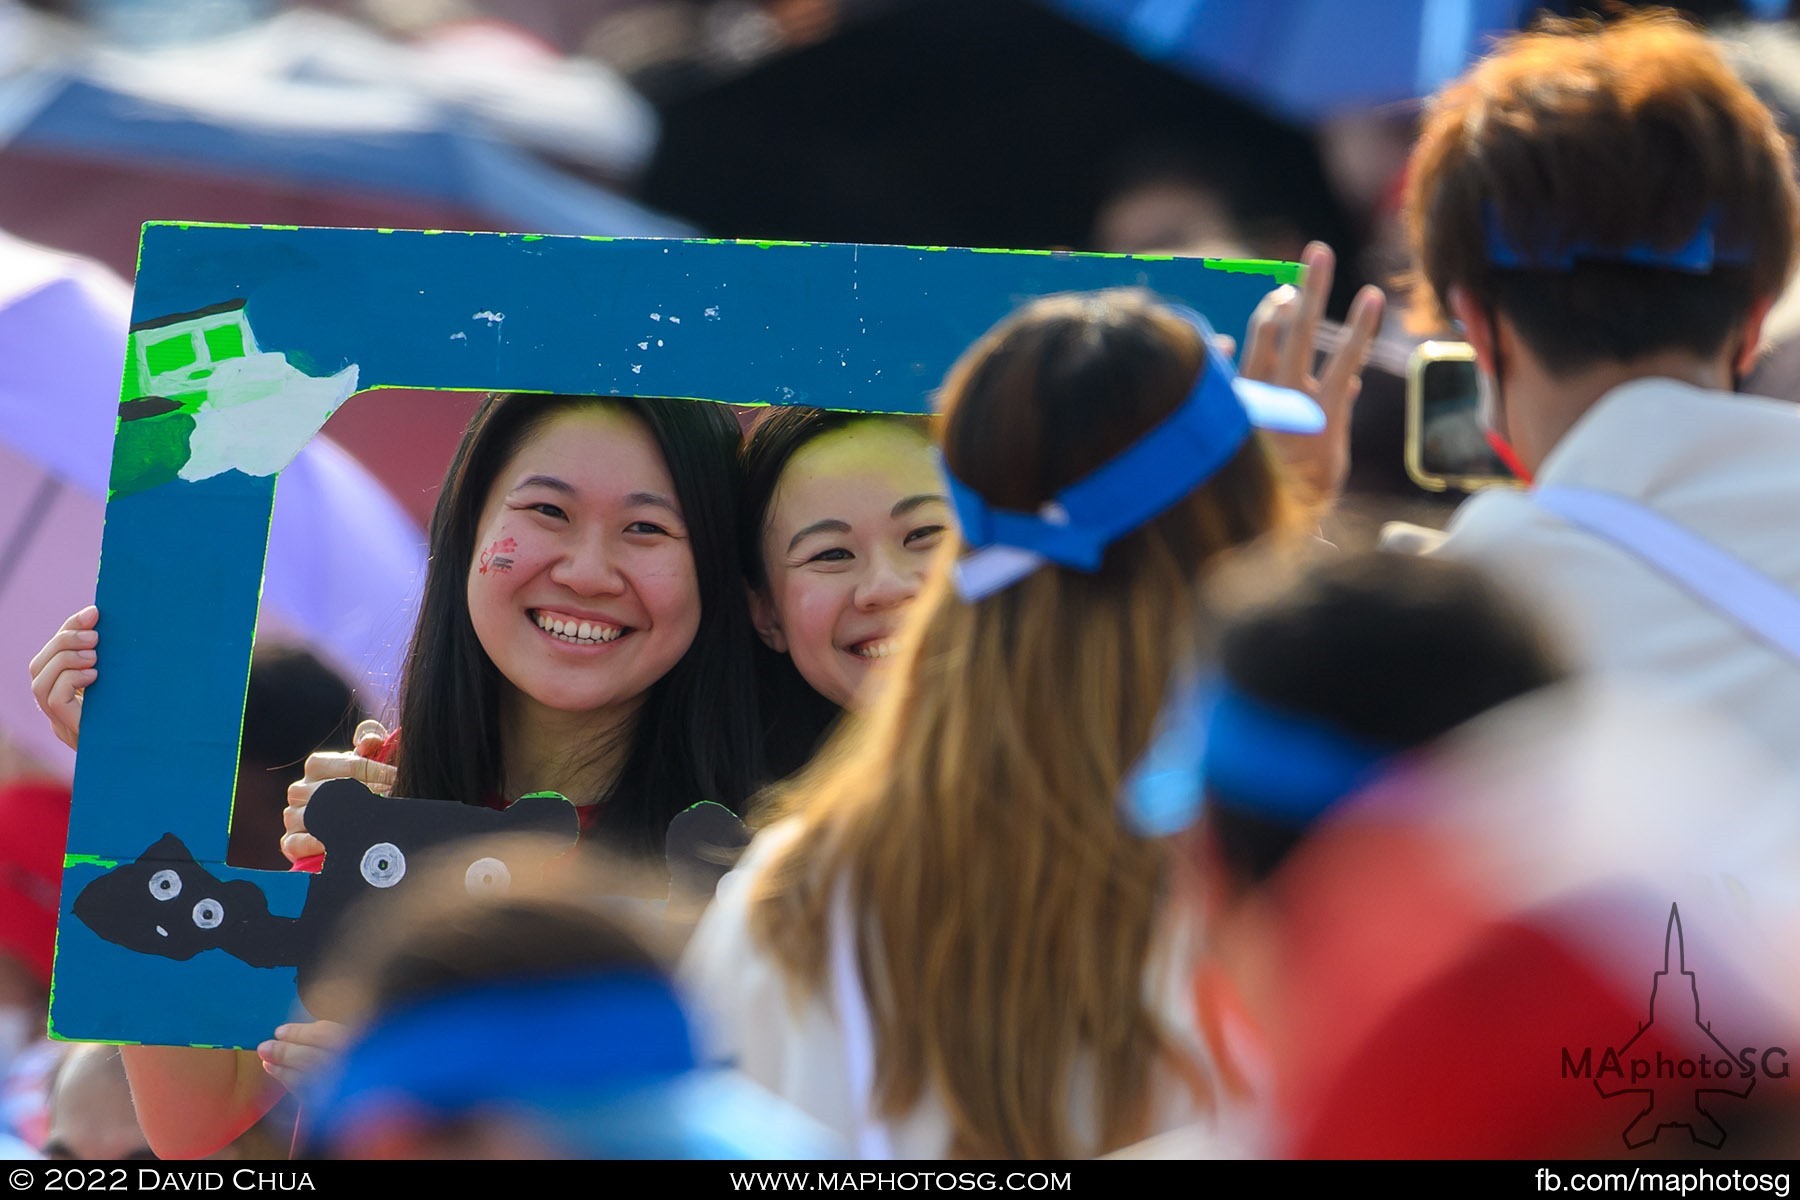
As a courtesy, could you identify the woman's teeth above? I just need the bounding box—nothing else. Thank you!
[534,612,625,645]
[851,640,896,659]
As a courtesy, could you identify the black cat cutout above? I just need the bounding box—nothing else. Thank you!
[71,832,296,968]
[73,780,580,1017]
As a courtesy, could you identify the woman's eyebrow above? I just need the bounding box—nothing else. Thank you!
[891,493,948,518]
[623,491,683,518]
[788,518,851,552]
[514,473,576,495]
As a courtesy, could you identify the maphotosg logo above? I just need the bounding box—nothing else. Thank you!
[1561,904,1789,1150]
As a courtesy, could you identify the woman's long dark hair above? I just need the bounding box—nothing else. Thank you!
[737,407,932,781]
[393,393,765,860]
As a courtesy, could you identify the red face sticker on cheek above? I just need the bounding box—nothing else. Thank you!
[478,536,518,575]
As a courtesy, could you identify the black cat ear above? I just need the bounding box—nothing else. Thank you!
[140,832,195,863]
[500,793,581,844]
[304,778,377,845]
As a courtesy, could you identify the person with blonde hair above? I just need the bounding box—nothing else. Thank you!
[680,276,1380,1159]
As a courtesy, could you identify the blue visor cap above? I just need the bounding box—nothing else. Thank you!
[946,310,1323,601]
[1121,677,1396,837]
[304,972,698,1153]
[1484,204,1749,274]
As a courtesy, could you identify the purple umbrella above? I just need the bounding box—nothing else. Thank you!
[0,229,425,778]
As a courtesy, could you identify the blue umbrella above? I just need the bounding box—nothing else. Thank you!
[0,6,690,238]
[1049,0,1530,123]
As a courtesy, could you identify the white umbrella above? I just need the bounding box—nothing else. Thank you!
[0,228,425,778]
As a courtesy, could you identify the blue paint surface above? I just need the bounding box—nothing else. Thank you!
[128,227,1288,408]
[52,864,311,1049]
[70,472,272,865]
[57,224,1293,1049]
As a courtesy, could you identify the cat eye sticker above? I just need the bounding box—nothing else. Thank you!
[191,898,224,929]
[359,843,406,889]
[148,869,181,902]
[464,857,511,896]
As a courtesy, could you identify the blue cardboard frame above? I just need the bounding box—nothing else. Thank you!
[51,223,1296,1049]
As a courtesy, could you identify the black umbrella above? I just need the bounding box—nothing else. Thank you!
[641,0,1356,269]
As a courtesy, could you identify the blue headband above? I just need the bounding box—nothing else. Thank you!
[943,310,1322,601]
[1484,204,1748,274]
[1121,678,1396,836]
[305,972,696,1150]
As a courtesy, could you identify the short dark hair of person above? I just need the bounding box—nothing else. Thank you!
[240,643,364,772]
[1403,10,1800,374]
[360,890,664,1018]
[231,645,368,869]
[1208,552,1566,886]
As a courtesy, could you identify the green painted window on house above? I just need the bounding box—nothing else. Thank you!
[204,323,246,362]
[144,332,199,377]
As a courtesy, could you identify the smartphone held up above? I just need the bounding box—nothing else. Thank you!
[1404,341,1528,493]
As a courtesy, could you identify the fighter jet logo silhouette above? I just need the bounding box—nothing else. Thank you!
[1596,905,1754,1149]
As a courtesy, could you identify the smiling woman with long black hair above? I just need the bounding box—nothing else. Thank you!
[32,390,767,1157]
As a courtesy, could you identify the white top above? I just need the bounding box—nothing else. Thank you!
[1439,377,1800,772]
[677,819,1249,1159]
